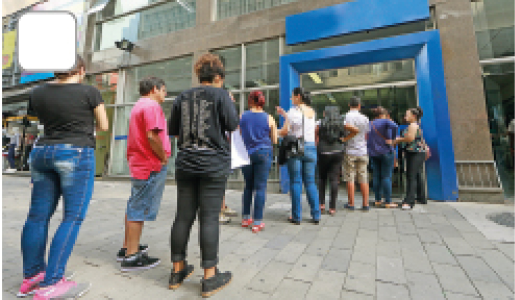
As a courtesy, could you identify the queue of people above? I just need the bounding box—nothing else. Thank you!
[17,52,429,299]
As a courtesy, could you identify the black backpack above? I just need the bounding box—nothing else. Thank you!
[319,106,344,144]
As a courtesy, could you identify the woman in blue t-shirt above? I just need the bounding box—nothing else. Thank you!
[239,91,278,233]
[367,106,399,208]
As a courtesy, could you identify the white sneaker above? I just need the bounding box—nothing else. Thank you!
[219,213,231,224]
[5,168,16,173]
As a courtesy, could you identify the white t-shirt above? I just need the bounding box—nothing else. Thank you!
[344,109,370,156]
[287,106,316,143]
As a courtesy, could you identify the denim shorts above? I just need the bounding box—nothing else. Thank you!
[127,165,167,221]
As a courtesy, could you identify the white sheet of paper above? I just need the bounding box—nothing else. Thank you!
[231,130,250,169]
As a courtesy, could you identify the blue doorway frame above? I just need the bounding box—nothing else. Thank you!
[279,30,459,201]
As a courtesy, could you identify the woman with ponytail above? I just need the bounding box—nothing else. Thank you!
[239,90,277,233]
[392,106,427,210]
[277,87,321,225]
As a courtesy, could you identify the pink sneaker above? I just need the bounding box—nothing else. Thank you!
[33,279,91,300]
[17,271,45,297]
[241,218,253,228]
[252,223,265,233]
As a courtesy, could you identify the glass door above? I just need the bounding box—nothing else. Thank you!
[311,85,418,199]
[482,62,514,201]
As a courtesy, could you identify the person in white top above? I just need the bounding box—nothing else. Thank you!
[277,87,321,225]
[343,96,371,211]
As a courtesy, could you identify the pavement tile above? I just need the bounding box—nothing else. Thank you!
[286,254,324,282]
[332,232,357,250]
[443,292,481,300]
[247,261,294,294]
[461,232,497,250]
[321,248,352,273]
[270,278,311,299]
[406,271,446,300]
[432,263,479,296]
[264,234,294,250]
[274,242,307,264]
[305,270,346,300]
[494,242,515,261]
[476,249,515,292]
[376,240,402,258]
[473,281,515,300]
[317,226,340,240]
[396,222,418,235]
[305,238,335,257]
[340,290,374,300]
[441,236,476,256]
[376,281,411,300]
[417,228,444,244]
[344,261,376,296]
[376,256,407,285]
[378,226,399,242]
[424,243,459,265]
[457,256,503,284]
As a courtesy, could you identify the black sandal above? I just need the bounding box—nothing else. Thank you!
[288,217,301,225]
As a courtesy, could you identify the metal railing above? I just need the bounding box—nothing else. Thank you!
[455,160,503,191]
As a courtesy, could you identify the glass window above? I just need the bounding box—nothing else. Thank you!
[300,59,415,92]
[217,0,297,20]
[471,0,515,60]
[124,56,193,103]
[96,0,196,51]
[245,39,280,88]
[212,46,242,90]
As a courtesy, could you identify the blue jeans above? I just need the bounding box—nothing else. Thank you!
[8,144,16,168]
[287,143,321,222]
[22,144,95,287]
[241,148,272,225]
[370,151,395,203]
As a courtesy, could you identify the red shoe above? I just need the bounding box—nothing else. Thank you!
[252,223,265,233]
[241,219,253,228]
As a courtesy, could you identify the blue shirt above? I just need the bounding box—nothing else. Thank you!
[367,118,398,157]
[240,111,272,155]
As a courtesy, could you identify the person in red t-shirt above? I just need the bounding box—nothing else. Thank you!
[117,77,171,271]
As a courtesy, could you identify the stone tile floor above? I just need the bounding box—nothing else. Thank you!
[2,176,514,299]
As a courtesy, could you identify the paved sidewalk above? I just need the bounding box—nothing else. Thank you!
[2,176,514,299]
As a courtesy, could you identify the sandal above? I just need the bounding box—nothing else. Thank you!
[287,217,301,225]
[361,206,370,211]
[374,201,384,207]
[344,204,355,210]
[385,203,398,209]
[329,209,336,216]
[320,205,326,214]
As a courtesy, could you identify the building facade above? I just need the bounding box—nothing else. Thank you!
[2,0,514,203]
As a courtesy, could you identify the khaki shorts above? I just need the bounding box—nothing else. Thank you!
[344,154,369,183]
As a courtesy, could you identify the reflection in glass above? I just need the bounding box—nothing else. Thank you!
[96,0,196,51]
[217,0,296,20]
[471,0,515,60]
[301,59,415,91]
[245,39,280,87]
[482,62,514,200]
[213,46,242,90]
[124,56,193,103]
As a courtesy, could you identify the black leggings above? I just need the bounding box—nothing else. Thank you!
[404,151,426,207]
[318,152,343,210]
[170,171,227,269]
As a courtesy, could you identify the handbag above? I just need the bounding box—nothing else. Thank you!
[280,107,305,158]
[290,107,305,157]
[418,127,431,161]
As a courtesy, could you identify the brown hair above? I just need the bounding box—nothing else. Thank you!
[194,53,225,83]
[409,106,424,121]
[371,106,388,118]
[54,55,85,80]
